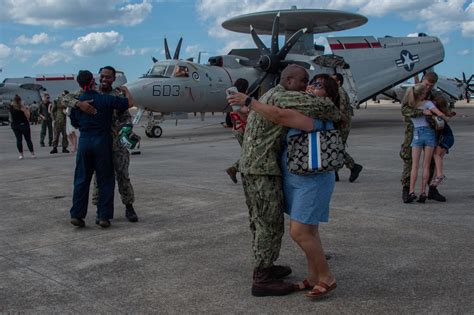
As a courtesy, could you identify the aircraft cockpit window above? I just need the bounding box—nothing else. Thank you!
[146,65,170,78]
[173,65,189,78]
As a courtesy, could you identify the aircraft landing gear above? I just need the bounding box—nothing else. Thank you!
[146,125,162,138]
[144,111,164,138]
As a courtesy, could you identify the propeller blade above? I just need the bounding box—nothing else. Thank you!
[277,28,307,60]
[174,37,183,60]
[247,72,269,96]
[152,57,158,63]
[164,38,172,60]
[462,72,466,82]
[467,86,474,93]
[455,77,462,84]
[250,25,270,55]
[467,74,473,84]
[271,12,280,55]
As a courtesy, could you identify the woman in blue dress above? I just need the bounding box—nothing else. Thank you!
[227,71,341,299]
[284,74,340,298]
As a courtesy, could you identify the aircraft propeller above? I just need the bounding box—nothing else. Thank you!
[454,72,474,99]
[164,37,183,60]
[245,12,308,95]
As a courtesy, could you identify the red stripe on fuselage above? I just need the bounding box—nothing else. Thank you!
[330,42,381,50]
[36,77,75,81]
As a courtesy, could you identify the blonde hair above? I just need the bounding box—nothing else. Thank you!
[402,83,426,108]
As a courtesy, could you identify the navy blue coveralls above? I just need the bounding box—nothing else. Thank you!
[69,90,128,220]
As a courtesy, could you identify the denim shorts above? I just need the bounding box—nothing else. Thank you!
[411,126,436,147]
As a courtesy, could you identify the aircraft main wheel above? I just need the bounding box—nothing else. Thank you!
[150,126,162,138]
[145,130,152,138]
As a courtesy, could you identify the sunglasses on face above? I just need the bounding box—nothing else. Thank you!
[311,81,323,89]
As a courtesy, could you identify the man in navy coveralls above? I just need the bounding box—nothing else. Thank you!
[69,70,134,228]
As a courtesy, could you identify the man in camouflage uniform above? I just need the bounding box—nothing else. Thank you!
[400,72,446,203]
[229,65,338,297]
[50,91,69,154]
[63,66,138,222]
[39,94,53,147]
[332,73,363,182]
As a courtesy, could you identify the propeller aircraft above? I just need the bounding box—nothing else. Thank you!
[125,7,445,138]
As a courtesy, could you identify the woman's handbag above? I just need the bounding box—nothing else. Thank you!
[287,121,344,175]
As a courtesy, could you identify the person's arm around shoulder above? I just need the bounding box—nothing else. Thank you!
[227,92,313,131]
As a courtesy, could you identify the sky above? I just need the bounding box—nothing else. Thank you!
[0,0,473,83]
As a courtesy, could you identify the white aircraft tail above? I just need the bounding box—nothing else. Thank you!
[327,35,445,103]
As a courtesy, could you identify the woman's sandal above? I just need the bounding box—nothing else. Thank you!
[294,279,314,291]
[306,281,337,299]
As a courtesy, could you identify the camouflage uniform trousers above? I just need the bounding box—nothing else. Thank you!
[241,174,284,268]
[400,122,436,188]
[340,125,355,170]
[52,121,68,148]
[231,130,244,170]
[92,144,135,206]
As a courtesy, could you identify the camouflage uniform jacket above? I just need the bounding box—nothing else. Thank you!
[339,87,352,117]
[63,88,132,146]
[240,85,340,176]
[51,97,67,124]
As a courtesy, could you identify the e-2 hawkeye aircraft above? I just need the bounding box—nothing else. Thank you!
[126,7,445,138]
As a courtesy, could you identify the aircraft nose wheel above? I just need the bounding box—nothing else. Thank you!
[146,126,162,138]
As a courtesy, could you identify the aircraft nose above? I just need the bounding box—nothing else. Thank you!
[125,79,147,105]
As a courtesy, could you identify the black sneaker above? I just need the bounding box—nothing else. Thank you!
[428,185,446,202]
[349,164,363,182]
[70,218,85,227]
[40,143,45,147]
[404,192,417,203]
[50,147,58,154]
[335,171,340,182]
[125,204,138,222]
[417,193,427,203]
[62,148,70,153]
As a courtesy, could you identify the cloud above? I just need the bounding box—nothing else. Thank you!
[457,49,470,56]
[14,32,52,45]
[0,44,12,59]
[0,0,152,27]
[34,51,72,67]
[119,46,137,56]
[62,31,123,57]
[0,43,31,66]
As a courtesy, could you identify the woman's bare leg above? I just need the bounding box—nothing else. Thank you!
[410,147,422,194]
[290,220,334,286]
[421,146,435,194]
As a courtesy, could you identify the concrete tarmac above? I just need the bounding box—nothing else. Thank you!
[1,101,473,313]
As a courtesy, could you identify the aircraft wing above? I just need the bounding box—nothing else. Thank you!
[327,35,445,103]
[437,77,464,100]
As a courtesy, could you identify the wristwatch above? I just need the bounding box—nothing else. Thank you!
[245,96,253,109]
